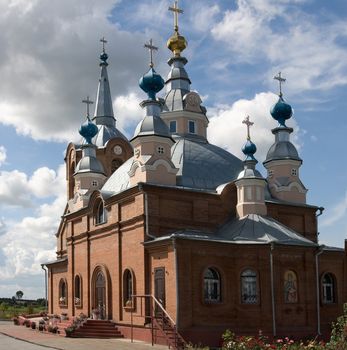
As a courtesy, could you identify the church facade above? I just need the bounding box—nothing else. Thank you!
[44,4,347,347]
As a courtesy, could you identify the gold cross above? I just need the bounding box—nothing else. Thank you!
[100,37,107,53]
[82,96,94,117]
[274,71,286,97]
[144,39,158,68]
[242,115,254,140]
[168,0,183,32]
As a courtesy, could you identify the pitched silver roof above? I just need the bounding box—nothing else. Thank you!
[163,56,191,112]
[101,157,133,193]
[264,127,301,164]
[132,101,171,139]
[81,55,131,148]
[163,88,190,112]
[75,146,105,175]
[216,214,317,246]
[101,135,243,194]
[147,214,317,247]
[92,124,128,147]
[171,136,243,189]
[93,65,114,125]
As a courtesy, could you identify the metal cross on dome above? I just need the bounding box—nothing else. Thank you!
[274,71,286,97]
[144,39,158,68]
[169,0,183,32]
[100,37,107,53]
[242,115,254,140]
[82,96,94,117]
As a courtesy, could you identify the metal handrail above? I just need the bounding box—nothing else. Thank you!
[130,294,185,349]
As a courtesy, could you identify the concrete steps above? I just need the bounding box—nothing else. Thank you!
[72,319,124,338]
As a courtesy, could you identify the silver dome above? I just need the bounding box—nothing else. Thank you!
[265,141,301,163]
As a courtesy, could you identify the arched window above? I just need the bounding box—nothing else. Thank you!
[203,267,221,303]
[123,269,135,307]
[96,201,107,224]
[74,275,82,306]
[322,273,336,304]
[241,269,258,304]
[59,279,67,306]
[284,270,298,303]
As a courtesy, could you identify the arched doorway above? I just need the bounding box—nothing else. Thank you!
[95,271,106,319]
[91,266,112,320]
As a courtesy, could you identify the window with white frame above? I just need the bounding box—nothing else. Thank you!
[96,201,107,224]
[59,279,67,306]
[92,180,98,187]
[123,269,134,307]
[291,168,298,176]
[203,267,221,303]
[188,120,196,134]
[322,273,335,304]
[241,269,258,304]
[169,120,177,133]
[74,275,82,306]
[268,170,274,178]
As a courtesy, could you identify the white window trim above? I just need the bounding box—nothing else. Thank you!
[188,120,196,134]
[169,120,177,133]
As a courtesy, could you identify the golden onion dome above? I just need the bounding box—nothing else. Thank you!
[167,31,187,57]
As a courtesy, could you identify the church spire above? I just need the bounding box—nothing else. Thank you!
[235,116,267,218]
[93,37,116,127]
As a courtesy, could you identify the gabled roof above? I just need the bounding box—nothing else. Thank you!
[217,214,317,247]
[145,214,318,248]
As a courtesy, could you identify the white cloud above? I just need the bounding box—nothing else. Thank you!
[0,170,33,207]
[211,0,347,94]
[208,91,300,163]
[0,218,6,236]
[114,92,143,138]
[0,165,65,207]
[191,4,220,32]
[0,0,150,142]
[0,146,7,166]
[0,165,66,283]
[320,191,347,228]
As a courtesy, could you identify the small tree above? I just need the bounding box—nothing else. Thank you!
[16,291,24,300]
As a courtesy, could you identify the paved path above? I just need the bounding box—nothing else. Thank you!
[0,321,168,350]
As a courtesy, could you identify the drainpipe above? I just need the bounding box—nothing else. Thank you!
[315,245,324,335]
[172,237,179,329]
[41,264,48,312]
[270,243,276,337]
[142,187,156,239]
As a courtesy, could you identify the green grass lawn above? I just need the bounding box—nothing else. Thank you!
[0,305,46,319]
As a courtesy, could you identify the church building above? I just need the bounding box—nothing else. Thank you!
[44,2,347,347]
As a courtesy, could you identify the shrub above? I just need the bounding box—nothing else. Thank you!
[326,303,347,350]
[31,322,36,330]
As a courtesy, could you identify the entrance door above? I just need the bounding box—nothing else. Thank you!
[95,271,106,319]
[154,267,166,314]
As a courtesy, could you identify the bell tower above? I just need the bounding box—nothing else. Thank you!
[263,72,307,204]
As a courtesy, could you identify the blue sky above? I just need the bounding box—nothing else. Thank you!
[0,0,347,299]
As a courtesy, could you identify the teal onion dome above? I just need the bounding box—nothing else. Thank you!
[100,52,108,66]
[139,67,165,100]
[242,139,257,161]
[270,96,293,127]
[79,117,98,144]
